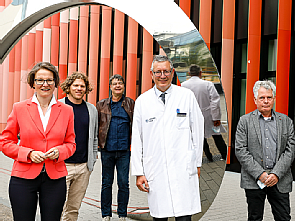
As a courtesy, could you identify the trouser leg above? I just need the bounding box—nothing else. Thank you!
[153,218,168,221]
[245,189,266,221]
[116,151,130,217]
[266,185,291,221]
[203,138,213,161]
[101,151,116,217]
[9,176,39,221]
[62,163,91,221]
[175,215,192,221]
[39,173,66,221]
[212,135,227,160]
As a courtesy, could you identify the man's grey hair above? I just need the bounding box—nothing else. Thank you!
[253,80,276,99]
[150,55,173,71]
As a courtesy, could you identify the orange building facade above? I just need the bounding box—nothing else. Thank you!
[1,0,295,172]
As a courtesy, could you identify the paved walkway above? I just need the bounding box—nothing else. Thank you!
[0,151,225,221]
[2,151,295,220]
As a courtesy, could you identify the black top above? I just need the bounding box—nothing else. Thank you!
[65,97,89,163]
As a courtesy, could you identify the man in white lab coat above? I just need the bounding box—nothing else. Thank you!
[131,55,204,221]
[182,64,227,161]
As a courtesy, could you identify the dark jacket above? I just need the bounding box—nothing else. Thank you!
[96,96,135,150]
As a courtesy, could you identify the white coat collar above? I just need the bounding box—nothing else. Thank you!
[153,84,173,98]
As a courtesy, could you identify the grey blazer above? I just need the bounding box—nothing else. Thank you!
[59,97,98,171]
[235,109,295,193]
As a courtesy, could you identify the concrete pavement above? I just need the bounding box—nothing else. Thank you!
[2,151,295,220]
[0,150,226,221]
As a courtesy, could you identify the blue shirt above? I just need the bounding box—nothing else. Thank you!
[105,96,131,151]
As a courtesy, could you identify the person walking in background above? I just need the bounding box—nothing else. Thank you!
[59,72,98,221]
[1,62,76,221]
[235,80,295,220]
[96,74,135,221]
[131,55,204,221]
[182,64,227,161]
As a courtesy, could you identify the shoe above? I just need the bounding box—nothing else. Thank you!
[207,156,213,162]
[119,217,126,221]
[102,216,111,221]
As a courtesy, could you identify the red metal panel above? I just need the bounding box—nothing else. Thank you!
[88,5,100,105]
[99,6,112,100]
[199,0,212,49]
[221,0,235,164]
[126,17,138,101]
[20,34,28,102]
[245,0,262,114]
[58,11,69,98]
[141,29,153,93]
[7,48,15,118]
[179,0,191,17]
[113,9,124,76]
[78,6,89,74]
[14,40,22,103]
[27,29,36,98]
[68,8,79,76]
[275,0,292,115]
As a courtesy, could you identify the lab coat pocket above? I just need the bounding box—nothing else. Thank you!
[177,114,189,129]
[143,156,154,182]
[186,149,198,176]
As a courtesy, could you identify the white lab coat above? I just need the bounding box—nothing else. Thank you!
[182,76,226,138]
[131,84,204,218]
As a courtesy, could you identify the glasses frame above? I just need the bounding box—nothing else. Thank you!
[152,70,172,77]
[34,78,55,85]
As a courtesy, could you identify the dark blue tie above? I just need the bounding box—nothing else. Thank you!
[160,93,166,104]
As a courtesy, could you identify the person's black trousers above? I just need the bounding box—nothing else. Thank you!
[9,172,66,221]
[245,186,291,221]
[203,135,227,161]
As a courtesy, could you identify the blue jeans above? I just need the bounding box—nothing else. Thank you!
[101,150,130,217]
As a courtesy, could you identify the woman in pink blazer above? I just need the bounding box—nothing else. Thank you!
[1,62,76,221]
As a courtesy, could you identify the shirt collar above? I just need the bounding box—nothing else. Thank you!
[110,94,124,104]
[32,93,57,108]
[258,109,276,121]
[154,84,173,98]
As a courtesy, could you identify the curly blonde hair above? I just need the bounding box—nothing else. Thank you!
[60,72,93,94]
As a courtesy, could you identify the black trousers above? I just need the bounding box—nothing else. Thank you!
[153,215,191,221]
[245,186,291,221]
[203,135,227,160]
[9,172,66,221]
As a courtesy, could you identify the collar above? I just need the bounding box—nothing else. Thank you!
[32,93,57,108]
[154,85,172,97]
[110,94,124,104]
[190,76,200,79]
[258,109,276,121]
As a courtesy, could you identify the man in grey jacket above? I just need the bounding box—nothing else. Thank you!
[235,80,295,221]
[60,72,98,221]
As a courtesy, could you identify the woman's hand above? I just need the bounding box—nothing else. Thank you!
[29,151,46,163]
[44,148,59,160]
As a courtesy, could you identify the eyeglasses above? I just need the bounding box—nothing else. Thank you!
[152,70,171,77]
[111,82,124,86]
[34,79,55,85]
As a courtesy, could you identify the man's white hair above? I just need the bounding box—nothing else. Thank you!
[253,80,276,99]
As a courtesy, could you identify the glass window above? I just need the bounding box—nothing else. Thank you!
[241,43,247,73]
[240,79,247,116]
[268,39,277,71]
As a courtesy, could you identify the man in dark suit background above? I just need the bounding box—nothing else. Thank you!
[235,80,295,221]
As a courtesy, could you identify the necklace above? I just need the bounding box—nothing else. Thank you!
[40,104,49,108]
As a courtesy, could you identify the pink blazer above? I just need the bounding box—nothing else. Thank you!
[2,97,76,179]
